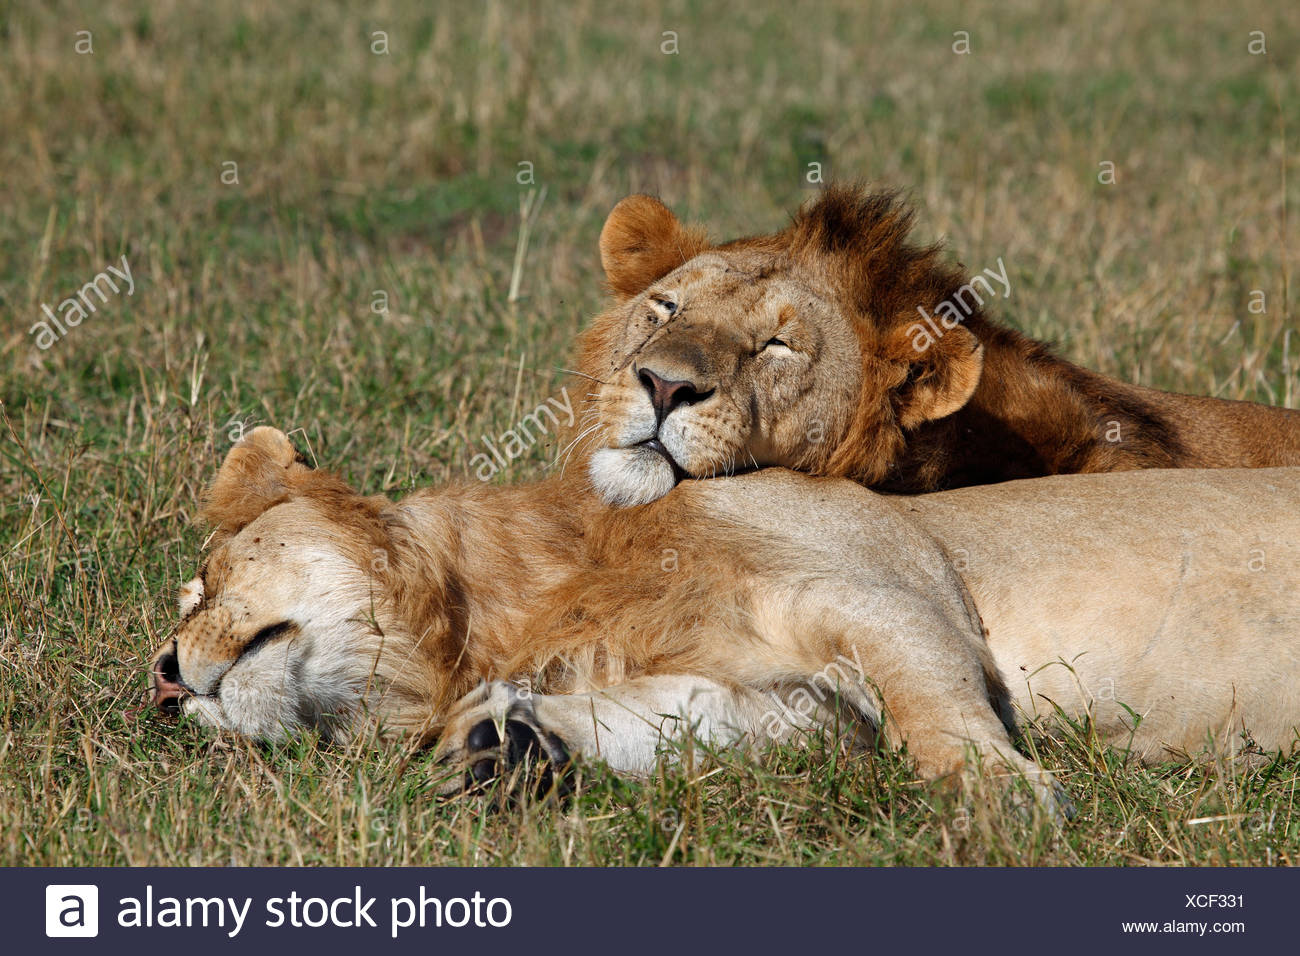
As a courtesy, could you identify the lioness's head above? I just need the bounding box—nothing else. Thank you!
[577,185,985,506]
[148,428,433,741]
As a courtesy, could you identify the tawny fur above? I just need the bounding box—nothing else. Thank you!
[153,429,1300,808]
[571,185,1300,506]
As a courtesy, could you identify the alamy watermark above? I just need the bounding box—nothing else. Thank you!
[906,257,1009,353]
[30,255,135,350]
[471,387,575,481]
[760,646,871,739]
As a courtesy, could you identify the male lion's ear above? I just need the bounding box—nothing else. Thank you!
[202,426,313,537]
[599,194,709,300]
[888,324,984,429]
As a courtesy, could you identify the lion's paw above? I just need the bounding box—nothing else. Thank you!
[436,681,572,797]
[963,750,1075,825]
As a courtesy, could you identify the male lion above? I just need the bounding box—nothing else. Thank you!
[150,428,1300,810]
[574,185,1300,506]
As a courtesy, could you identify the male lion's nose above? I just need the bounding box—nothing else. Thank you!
[638,367,713,423]
[152,648,187,716]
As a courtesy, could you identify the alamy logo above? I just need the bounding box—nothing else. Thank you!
[46,884,99,937]
[470,386,576,481]
[29,255,135,351]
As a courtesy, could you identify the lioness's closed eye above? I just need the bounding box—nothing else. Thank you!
[571,185,1300,507]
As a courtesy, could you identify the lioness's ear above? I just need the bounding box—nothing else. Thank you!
[599,195,709,300]
[202,427,313,537]
[888,324,984,428]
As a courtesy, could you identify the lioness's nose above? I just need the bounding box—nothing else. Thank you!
[638,368,713,422]
[152,648,186,716]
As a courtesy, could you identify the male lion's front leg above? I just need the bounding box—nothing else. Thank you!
[432,675,786,795]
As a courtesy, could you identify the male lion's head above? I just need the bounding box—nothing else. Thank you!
[576,185,986,506]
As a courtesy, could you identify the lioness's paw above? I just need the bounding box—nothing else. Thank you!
[436,681,572,797]
[964,751,1074,825]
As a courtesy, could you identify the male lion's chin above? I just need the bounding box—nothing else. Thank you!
[589,447,678,507]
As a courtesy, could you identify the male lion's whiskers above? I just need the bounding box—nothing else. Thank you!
[554,367,613,388]
[557,422,604,477]
[575,394,616,419]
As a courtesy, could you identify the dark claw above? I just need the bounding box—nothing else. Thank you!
[467,717,501,752]
[537,727,572,771]
[470,757,500,785]
[508,719,574,798]
[504,718,543,765]
[462,714,573,798]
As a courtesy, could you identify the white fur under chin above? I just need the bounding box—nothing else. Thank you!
[182,645,365,742]
[589,447,678,507]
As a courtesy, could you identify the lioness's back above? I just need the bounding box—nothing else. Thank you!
[906,466,1300,562]
[907,467,1300,756]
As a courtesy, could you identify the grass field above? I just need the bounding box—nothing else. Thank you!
[2,0,1298,866]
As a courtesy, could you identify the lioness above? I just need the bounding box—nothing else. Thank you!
[150,428,1300,809]
[575,185,1300,506]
